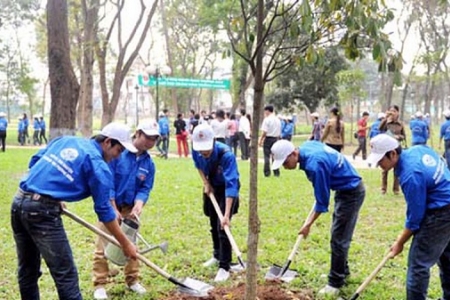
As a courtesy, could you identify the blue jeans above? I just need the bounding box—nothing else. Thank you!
[328,182,365,288]
[10,191,82,300]
[157,135,169,156]
[406,207,450,300]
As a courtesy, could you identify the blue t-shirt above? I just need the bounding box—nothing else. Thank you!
[298,141,362,213]
[192,142,240,198]
[410,119,429,144]
[33,119,40,130]
[20,136,116,222]
[282,122,294,138]
[369,119,383,139]
[0,117,8,131]
[109,150,155,206]
[158,117,170,135]
[440,120,450,141]
[395,145,450,231]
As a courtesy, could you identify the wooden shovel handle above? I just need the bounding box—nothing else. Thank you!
[208,193,242,257]
[352,252,393,297]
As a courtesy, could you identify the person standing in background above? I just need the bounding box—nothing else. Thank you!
[174,113,189,157]
[410,111,429,146]
[210,109,228,144]
[0,112,8,152]
[369,112,385,140]
[39,115,48,145]
[352,111,370,160]
[258,105,281,177]
[22,113,30,144]
[32,116,41,146]
[309,112,322,141]
[18,117,25,146]
[237,109,250,160]
[157,111,170,158]
[378,104,405,195]
[281,116,294,141]
[321,107,345,152]
[440,110,450,169]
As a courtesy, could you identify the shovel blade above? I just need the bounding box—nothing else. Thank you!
[265,265,298,283]
[176,277,214,297]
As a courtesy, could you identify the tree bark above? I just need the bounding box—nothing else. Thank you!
[47,0,80,138]
[77,0,98,137]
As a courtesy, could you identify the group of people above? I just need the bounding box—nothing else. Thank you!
[271,129,450,300]
[11,104,450,300]
[0,112,48,151]
[155,107,295,164]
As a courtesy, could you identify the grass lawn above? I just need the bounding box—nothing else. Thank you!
[0,143,444,299]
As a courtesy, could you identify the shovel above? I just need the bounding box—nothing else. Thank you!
[346,252,393,300]
[62,209,213,297]
[265,205,316,282]
[208,193,246,269]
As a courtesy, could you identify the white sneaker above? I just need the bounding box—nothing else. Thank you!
[318,284,340,296]
[229,263,245,273]
[202,257,219,267]
[93,287,108,300]
[214,268,230,282]
[129,282,146,295]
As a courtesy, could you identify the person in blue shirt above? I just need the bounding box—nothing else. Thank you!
[440,110,450,169]
[368,134,450,300]
[369,112,385,139]
[11,122,138,300]
[271,139,365,297]
[39,115,48,144]
[191,123,241,282]
[157,111,170,158]
[281,116,294,141]
[92,120,159,299]
[18,117,25,146]
[32,116,41,146]
[0,112,8,152]
[22,113,30,144]
[410,111,429,146]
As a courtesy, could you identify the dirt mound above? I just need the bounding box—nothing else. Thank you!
[161,281,314,300]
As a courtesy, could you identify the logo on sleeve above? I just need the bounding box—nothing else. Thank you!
[60,148,79,161]
[422,154,437,167]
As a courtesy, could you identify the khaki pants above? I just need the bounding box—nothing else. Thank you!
[92,207,140,287]
[381,169,399,193]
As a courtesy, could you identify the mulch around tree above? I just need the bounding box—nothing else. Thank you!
[161,281,314,300]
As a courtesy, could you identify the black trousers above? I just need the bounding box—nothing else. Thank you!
[0,131,6,152]
[238,132,249,160]
[263,136,280,177]
[203,188,239,271]
[353,137,367,159]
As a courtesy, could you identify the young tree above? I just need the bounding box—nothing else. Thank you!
[227,1,397,298]
[47,0,80,138]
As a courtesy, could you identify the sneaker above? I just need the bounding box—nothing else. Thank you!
[93,287,108,300]
[202,257,219,267]
[230,263,245,273]
[129,282,146,295]
[318,284,340,296]
[214,268,230,282]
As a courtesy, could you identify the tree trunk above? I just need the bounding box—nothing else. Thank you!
[77,0,98,137]
[159,0,178,113]
[47,0,80,138]
[245,1,264,299]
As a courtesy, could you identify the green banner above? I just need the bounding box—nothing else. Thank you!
[138,75,230,90]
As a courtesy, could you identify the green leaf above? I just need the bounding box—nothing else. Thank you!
[249,33,255,43]
[372,43,381,60]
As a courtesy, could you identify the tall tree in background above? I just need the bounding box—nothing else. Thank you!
[227,0,398,298]
[96,0,157,127]
[47,0,80,138]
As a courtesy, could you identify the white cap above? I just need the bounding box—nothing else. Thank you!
[311,112,319,118]
[0,112,5,117]
[158,111,165,117]
[235,110,242,116]
[137,120,160,136]
[415,111,423,118]
[367,134,399,166]
[100,122,137,153]
[377,112,386,119]
[444,110,450,118]
[192,123,214,151]
[425,113,430,117]
[271,140,295,170]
